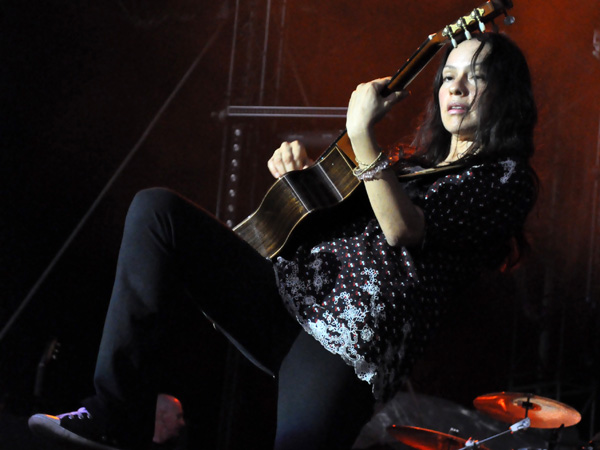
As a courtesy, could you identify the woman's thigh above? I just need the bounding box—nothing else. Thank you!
[143,187,300,373]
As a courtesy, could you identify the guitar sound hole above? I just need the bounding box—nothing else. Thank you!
[283,163,346,212]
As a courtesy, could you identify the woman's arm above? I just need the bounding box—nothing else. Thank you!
[266,78,424,247]
[346,78,424,247]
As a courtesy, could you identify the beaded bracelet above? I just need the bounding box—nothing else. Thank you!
[352,151,391,181]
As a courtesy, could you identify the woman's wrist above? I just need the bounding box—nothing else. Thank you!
[346,123,373,142]
[347,126,380,162]
[352,151,391,181]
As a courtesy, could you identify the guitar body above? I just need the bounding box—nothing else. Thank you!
[234,142,466,259]
[234,145,360,259]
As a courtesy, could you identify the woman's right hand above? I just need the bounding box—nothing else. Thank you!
[267,140,314,178]
[346,78,409,143]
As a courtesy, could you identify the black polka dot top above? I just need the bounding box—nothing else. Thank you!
[273,157,536,400]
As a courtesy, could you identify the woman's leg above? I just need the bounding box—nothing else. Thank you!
[275,332,375,450]
[82,188,299,445]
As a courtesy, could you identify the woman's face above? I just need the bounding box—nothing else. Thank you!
[438,39,490,143]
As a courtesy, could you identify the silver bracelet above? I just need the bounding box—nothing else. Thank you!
[354,159,391,181]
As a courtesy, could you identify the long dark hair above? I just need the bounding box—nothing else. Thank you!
[410,32,537,167]
[408,32,538,270]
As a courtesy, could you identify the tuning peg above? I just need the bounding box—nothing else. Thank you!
[504,13,516,25]
[471,10,486,32]
[443,26,458,48]
[458,18,472,40]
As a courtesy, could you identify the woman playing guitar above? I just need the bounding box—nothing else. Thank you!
[29,18,537,450]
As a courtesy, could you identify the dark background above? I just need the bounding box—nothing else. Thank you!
[1,0,600,448]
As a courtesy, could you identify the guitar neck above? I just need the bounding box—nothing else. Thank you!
[321,0,513,164]
[383,0,512,96]
[322,35,445,166]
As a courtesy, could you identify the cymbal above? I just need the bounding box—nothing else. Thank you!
[473,392,581,429]
[387,425,491,450]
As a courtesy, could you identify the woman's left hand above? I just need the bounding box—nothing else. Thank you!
[267,140,314,179]
[346,78,408,139]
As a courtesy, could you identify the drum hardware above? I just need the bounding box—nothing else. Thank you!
[387,391,581,450]
[388,419,530,450]
[387,425,490,450]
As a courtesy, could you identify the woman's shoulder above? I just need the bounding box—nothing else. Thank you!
[465,156,536,187]
[421,156,536,202]
[399,155,536,205]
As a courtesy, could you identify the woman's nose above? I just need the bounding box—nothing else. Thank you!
[449,78,466,96]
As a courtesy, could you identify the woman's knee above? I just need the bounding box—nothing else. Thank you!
[131,188,179,214]
[123,188,182,233]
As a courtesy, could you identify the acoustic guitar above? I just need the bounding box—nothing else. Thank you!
[234,0,515,259]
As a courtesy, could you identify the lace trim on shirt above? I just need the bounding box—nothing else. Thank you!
[499,159,516,184]
[276,257,389,384]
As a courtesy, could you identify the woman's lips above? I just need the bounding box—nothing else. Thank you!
[447,103,468,114]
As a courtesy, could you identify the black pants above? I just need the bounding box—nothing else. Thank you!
[83,188,374,449]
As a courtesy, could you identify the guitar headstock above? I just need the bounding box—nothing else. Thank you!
[434,0,515,47]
